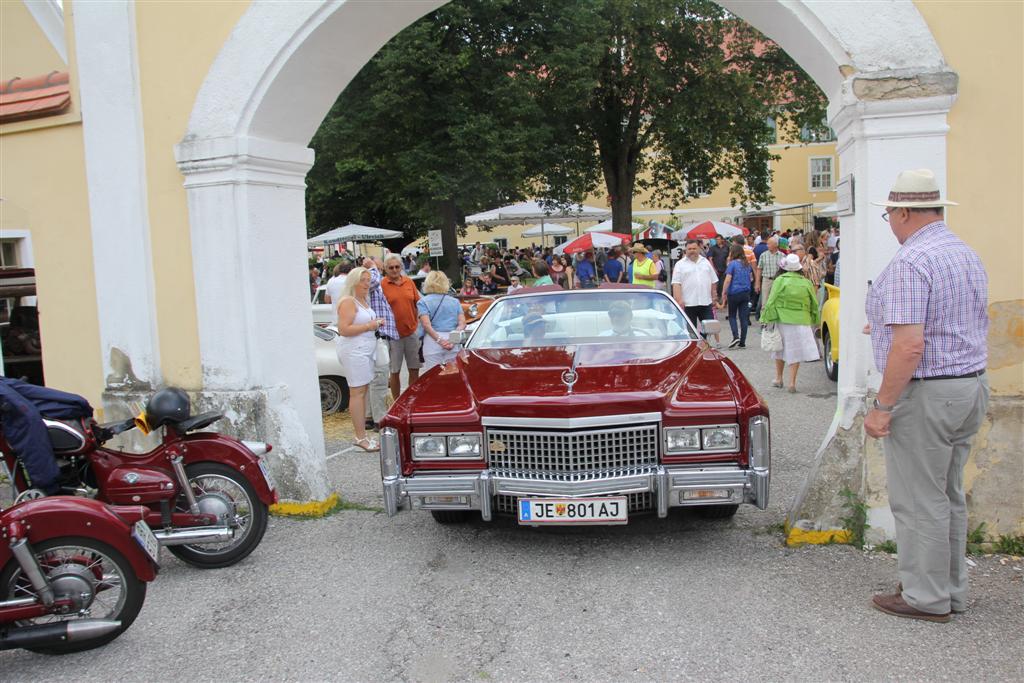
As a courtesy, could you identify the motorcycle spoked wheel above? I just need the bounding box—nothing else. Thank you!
[0,537,147,655]
[167,462,269,569]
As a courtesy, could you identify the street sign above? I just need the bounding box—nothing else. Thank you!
[836,174,855,216]
[427,229,444,257]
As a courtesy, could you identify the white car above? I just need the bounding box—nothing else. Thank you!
[312,286,333,327]
[314,325,348,414]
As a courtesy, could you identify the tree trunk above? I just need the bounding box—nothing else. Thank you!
[603,157,636,236]
[438,199,461,285]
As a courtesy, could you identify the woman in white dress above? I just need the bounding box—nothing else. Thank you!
[336,267,384,451]
[759,253,821,393]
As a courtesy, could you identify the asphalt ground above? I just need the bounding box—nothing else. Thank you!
[3,318,1022,681]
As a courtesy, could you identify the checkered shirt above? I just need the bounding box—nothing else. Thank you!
[757,249,783,279]
[367,267,399,340]
[865,221,988,377]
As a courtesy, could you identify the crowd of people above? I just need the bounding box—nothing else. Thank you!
[312,223,842,445]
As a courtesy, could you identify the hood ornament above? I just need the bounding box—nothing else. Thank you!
[561,369,578,391]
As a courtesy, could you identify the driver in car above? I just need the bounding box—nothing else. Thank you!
[522,312,547,345]
[600,300,650,337]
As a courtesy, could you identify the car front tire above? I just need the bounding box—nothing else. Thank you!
[823,328,839,381]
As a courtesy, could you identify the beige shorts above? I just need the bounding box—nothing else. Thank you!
[388,334,423,373]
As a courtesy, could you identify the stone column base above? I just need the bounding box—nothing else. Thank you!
[787,393,1024,546]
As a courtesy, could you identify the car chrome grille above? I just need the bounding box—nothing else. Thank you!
[494,492,655,515]
[486,422,659,481]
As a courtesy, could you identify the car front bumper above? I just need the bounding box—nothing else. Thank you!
[380,429,769,519]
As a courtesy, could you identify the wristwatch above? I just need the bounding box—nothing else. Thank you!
[873,399,895,412]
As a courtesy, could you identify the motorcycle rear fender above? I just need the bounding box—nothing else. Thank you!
[179,433,278,505]
[0,497,158,581]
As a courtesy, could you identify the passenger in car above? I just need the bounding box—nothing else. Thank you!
[599,300,650,337]
[522,312,547,345]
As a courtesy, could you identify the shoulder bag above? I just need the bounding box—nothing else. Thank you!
[761,323,783,352]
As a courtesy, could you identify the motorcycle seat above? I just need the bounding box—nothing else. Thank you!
[168,411,224,434]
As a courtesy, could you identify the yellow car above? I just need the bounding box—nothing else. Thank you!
[821,283,839,381]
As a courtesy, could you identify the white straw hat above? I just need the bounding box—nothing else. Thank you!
[779,253,803,272]
[871,169,958,208]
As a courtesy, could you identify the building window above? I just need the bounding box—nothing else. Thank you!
[809,156,833,191]
[686,178,707,197]
[494,238,508,249]
[800,123,836,143]
[764,115,777,144]
[553,235,568,246]
[1,240,20,268]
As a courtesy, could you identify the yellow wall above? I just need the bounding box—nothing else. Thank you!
[916,0,1024,394]
[0,4,104,403]
[133,1,250,389]
[0,1,64,77]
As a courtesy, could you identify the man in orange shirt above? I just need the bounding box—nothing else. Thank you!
[381,254,422,398]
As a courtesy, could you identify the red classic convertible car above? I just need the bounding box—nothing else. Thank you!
[379,285,770,525]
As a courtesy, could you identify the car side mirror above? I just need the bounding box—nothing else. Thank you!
[700,319,721,337]
[448,330,467,345]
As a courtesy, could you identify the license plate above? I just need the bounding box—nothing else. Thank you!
[518,497,628,525]
[132,520,161,563]
[258,459,277,492]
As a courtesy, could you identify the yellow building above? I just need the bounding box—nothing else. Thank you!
[1,1,1021,532]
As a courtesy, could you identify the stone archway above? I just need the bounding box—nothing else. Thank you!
[174,0,957,507]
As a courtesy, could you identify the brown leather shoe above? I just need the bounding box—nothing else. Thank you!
[872,593,951,623]
[896,583,965,614]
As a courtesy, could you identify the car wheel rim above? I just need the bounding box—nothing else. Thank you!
[320,379,341,412]
[824,335,834,372]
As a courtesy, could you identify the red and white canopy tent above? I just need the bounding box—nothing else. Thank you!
[553,231,633,255]
[685,220,749,240]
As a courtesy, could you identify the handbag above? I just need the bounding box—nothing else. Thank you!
[374,333,391,369]
[761,323,784,352]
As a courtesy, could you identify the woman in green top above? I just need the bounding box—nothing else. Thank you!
[760,253,820,393]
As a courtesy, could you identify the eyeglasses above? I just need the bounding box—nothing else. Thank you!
[882,209,894,223]
[386,265,402,270]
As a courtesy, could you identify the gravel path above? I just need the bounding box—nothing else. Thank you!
[3,323,1021,681]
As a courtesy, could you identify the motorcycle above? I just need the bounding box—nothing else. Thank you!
[1,387,278,569]
[0,496,159,654]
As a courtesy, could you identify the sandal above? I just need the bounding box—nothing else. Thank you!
[787,386,797,394]
[771,381,783,388]
[354,437,380,452]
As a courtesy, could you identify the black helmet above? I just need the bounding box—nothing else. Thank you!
[146,387,191,427]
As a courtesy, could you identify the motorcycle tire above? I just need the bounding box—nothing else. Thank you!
[167,462,269,569]
[0,536,147,655]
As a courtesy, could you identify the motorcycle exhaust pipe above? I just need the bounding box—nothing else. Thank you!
[153,526,234,546]
[0,619,121,650]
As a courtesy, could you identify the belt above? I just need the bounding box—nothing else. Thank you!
[915,370,985,381]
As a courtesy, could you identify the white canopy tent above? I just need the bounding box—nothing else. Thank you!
[585,219,643,233]
[307,223,403,247]
[465,200,610,227]
[521,223,573,237]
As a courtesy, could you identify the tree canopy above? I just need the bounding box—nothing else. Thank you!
[306,0,827,253]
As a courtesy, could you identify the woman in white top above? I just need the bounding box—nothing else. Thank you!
[336,267,384,452]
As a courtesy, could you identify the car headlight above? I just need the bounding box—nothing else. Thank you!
[412,435,447,459]
[448,434,482,457]
[411,433,484,460]
[702,426,739,451]
[665,427,701,453]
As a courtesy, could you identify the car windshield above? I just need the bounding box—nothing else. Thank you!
[467,290,697,349]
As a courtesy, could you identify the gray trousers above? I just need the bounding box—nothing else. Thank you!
[883,375,989,614]
[367,364,390,424]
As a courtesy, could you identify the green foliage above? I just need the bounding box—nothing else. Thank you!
[967,522,988,555]
[306,0,827,242]
[839,487,868,548]
[875,540,898,554]
[994,534,1024,556]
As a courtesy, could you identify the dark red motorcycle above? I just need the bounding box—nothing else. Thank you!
[2,388,278,569]
[0,496,159,654]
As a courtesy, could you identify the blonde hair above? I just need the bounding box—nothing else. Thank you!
[341,267,370,299]
[422,270,451,294]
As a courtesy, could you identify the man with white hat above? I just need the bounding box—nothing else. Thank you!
[864,169,989,623]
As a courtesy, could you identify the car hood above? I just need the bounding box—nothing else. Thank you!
[397,342,740,423]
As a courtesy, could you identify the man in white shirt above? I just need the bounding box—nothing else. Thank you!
[671,238,719,340]
[323,260,353,325]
